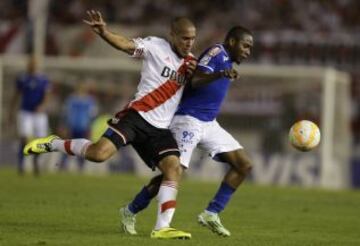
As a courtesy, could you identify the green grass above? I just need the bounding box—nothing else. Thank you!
[0,168,360,246]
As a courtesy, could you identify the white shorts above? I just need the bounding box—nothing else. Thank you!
[17,110,49,138]
[170,115,242,168]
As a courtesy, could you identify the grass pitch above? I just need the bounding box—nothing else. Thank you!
[0,168,360,246]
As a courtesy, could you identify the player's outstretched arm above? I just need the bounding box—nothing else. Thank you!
[83,10,135,55]
[191,68,238,88]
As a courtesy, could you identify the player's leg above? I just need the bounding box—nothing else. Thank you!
[24,118,128,163]
[218,149,252,187]
[24,111,137,163]
[121,146,189,239]
[24,133,116,162]
[120,174,163,235]
[122,156,187,239]
[205,149,252,213]
[198,121,252,237]
[151,154,192,239]
[120,115,200,236]
[128,122,191,239]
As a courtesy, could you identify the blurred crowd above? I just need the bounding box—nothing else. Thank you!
[1,0,359,31]
[1,0,359,65]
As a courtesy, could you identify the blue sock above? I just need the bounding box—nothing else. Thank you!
[206,182,235,214]
[128,186,152,214]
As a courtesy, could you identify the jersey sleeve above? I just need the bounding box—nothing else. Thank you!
[131,36,157,59]
[197,46,222,73]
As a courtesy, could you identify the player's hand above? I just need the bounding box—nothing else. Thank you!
[185,59,198,78]
[83,10,106,35]
[221,68,239,80]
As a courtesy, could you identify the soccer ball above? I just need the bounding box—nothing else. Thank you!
[289,120,321,151]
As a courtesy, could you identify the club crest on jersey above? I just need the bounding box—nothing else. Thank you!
[161,66,187,85]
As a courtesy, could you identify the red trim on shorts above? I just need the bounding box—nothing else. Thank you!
[161,200,177,213]
[64,140,74,155]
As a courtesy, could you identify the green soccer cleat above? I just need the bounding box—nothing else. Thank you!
[120,207,137,235]
[198,211,231,237]
[23,135,59,155]
[150,227,191,239]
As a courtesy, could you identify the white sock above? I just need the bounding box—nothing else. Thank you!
[154,181,178,230]
[52,139,91,158]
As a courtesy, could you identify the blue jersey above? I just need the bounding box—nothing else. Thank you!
[65,95,97,132]
[176,44,233,121]
[16,74,50,112]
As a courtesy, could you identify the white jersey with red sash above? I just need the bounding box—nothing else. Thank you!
[126,36,195,129]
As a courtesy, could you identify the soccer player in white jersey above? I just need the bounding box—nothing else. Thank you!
[120,26,253,237]
[24,10,197,239]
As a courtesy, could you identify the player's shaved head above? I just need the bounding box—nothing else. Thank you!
[169,17,196,58]
[170,17,195,34]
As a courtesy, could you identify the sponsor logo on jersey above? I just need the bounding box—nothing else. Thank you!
[160,66,187,85]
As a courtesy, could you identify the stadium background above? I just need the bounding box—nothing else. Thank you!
[0,0,359,188]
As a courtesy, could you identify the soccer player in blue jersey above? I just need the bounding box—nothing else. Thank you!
[59,83,98,172]
[120,26,253,237]
[9,56,51,176]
